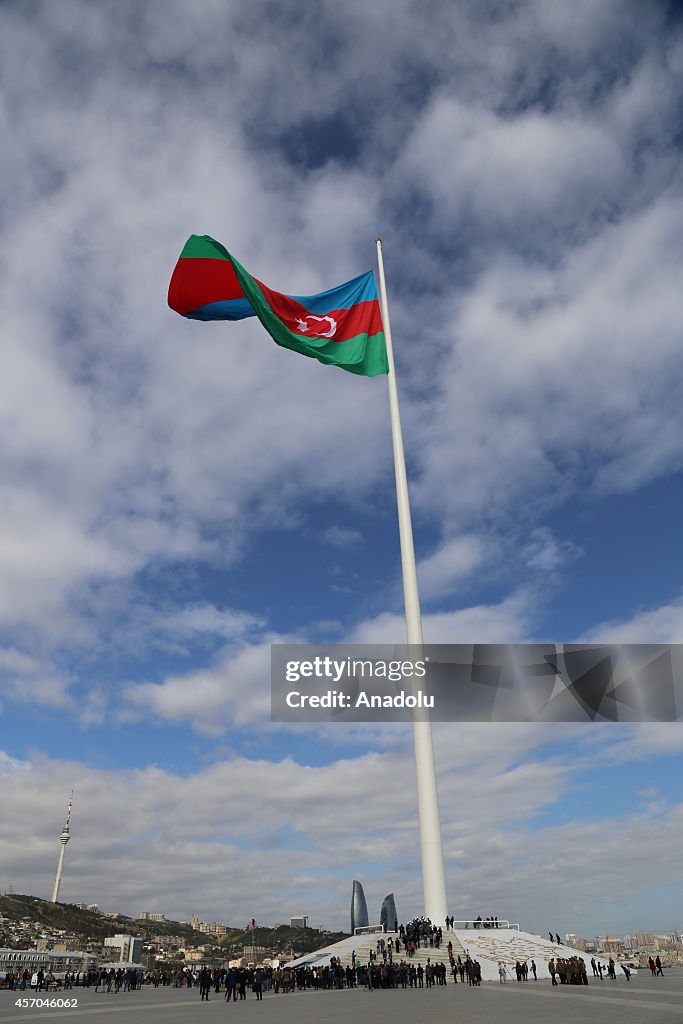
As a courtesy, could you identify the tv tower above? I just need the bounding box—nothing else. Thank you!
[51,794,73,903]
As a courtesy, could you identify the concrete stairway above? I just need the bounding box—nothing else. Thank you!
[286,927,610,984]
[287,930,467,972]
[344,932,467,970]
[451,928,610,982]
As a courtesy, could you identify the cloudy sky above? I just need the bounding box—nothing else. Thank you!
[2,0,683,939]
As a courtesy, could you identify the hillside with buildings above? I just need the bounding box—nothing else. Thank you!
[219,924,349,962]
[0,894,207,946]
[0,894,348,971]
[0,894,213,971]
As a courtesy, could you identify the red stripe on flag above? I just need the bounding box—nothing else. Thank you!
[168,257,245,316]
[317,300,383,343]
[255,281,317,323]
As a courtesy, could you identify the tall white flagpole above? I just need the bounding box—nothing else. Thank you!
[375,237,448,925]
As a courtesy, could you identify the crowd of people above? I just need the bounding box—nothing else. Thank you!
[2,915,665,999]
[3,949,658,999]
[6,967,145,993]
[548,956,588,984]
[398,917,444,953]
[93,968,143,993]
[186,956,485,995]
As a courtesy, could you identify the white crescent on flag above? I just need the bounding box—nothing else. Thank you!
[294,314,337,338]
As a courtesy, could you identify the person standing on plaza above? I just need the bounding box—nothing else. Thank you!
[225,966,238,1001]
[198,966,211,1001]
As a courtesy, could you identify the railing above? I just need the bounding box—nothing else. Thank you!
[353,920,521,936]
[450,920,520,931]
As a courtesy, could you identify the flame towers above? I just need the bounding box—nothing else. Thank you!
[350,880,369,933]
[51,795,73,903]
[380,893,398,933]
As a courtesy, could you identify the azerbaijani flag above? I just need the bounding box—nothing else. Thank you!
[168,235,388,377]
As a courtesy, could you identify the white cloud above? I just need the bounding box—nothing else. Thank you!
[581,595,683,644]
[523,527,583,573]
[162,604,265,641]
[351,589,536,645]
[0,644,74,710]
[398,96,624,227]
[121,641,275,734]
[0,488,133,633]
[414,198,683,528]
[417,534,489,599]
[320,526,365,548]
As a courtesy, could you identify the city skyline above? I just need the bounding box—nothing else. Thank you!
[2,890,681,955]
[1,0,683,937]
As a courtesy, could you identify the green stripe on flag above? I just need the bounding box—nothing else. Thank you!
[180,235,230,259]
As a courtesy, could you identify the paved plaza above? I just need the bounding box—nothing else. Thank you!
[1,972,682,1024]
